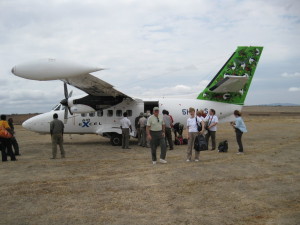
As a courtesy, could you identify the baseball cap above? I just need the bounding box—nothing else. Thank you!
[153,107,159,111]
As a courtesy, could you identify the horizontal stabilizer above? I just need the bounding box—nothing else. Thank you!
[209,75,249,93]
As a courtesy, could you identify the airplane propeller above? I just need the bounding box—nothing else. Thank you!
[60,82,73,124]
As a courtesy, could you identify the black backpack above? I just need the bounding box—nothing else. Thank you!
[218,140,228,152]
[194,135,208,151]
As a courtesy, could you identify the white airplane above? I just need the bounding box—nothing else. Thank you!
[12,46,263,145]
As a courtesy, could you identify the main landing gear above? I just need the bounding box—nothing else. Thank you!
[110,134,122,146]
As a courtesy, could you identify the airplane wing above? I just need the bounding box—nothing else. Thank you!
[209,75,249,93]
[11,58,131,98]
[62,73,131,98]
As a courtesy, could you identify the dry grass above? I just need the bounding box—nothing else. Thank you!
[1,107,300,225]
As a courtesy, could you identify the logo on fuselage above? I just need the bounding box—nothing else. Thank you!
[78,119,102,127]
[80,119,90,128]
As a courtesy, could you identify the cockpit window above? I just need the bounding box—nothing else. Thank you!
[54,105,61,111]
[52,104,60,110]
[61,106,66,111]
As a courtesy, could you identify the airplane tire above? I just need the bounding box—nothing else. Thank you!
[111,134,122,146]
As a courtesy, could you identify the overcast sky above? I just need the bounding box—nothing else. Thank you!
[0,0,299,114]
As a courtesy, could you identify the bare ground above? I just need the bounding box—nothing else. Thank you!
[1,107,300,225]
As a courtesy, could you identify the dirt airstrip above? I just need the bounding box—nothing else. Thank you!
[1,106,300,225]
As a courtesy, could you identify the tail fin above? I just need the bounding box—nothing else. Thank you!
[197,46,263,105]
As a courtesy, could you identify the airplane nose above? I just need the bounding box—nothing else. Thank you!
[22,119,32,130]
[11,66,16,74]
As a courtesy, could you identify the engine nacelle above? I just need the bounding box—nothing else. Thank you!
[70,105,95,114]
[11,58,103,81]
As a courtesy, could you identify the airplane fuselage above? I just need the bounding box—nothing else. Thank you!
[23,97,242,138]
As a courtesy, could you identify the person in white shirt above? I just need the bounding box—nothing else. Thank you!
[186,107,205,162]
[205,109,218,150]
[120,112,132,149]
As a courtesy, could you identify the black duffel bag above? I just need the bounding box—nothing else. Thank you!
[218,140,228,152]
[194,135,208,151]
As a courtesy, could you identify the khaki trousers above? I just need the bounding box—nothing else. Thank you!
[52,133,65,158]
[187,132,200,160]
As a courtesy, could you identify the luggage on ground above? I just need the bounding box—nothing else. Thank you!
[174,137,188,145]
[218,140,228,152]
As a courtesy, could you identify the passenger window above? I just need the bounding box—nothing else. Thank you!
[81,113,86,117]
[127,110,132,117]
[107,110,113,117]
[89,112,95,117]
[97,110,103,117]
[116,110,122,117]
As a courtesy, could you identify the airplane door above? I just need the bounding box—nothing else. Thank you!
[127,100,144,136]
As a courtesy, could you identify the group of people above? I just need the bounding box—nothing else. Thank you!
[0,113,66,162]
[0,115,20,162]
[121,107,176,164]
[185,107,247,163]
[1,106,247,163]
[121,107,247,165]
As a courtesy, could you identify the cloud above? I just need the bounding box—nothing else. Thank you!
[1,0,300,113]
[281,72,300,78]
[288,87,300,92]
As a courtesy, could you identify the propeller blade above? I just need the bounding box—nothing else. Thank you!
[68,107,73,115]
[64,82,68,99]
[62,82,73,123]
[64,107,68,124]
[68,90,73,98]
